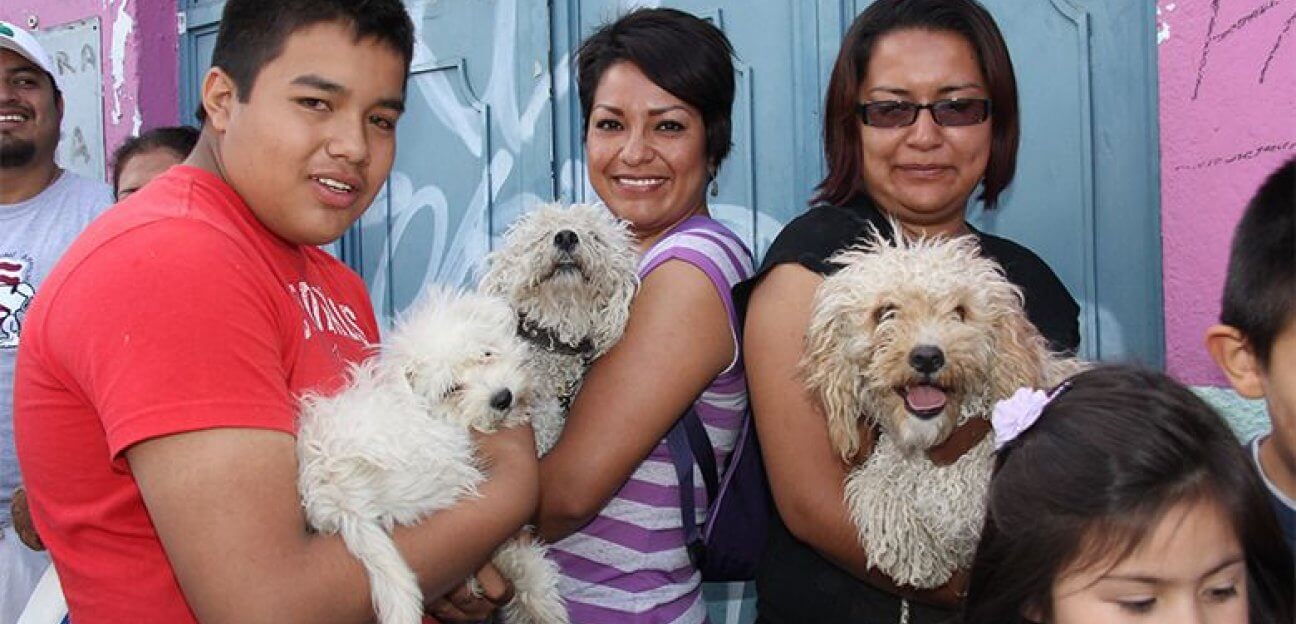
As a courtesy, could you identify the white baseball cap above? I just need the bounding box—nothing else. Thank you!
[0,20,60,91]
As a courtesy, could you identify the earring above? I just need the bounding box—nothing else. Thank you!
[708,170,719,197]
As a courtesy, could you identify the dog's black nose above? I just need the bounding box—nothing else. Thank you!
[908,345,945,374]
[553,230,579,252]
[490,389,513,411]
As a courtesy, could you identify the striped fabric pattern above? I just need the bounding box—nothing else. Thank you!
[551,216,754,624]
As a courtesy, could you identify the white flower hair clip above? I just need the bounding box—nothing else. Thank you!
[991,381,1073,451]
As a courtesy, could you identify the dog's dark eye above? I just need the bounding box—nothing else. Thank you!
[443,383,464,398]
[874,304,898,324]
[482,350,494,359]
[953,305,967,321]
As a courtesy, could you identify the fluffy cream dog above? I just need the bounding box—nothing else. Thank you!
[297,287,567,624]
[802,227,1081,588]
[480,202,639,454]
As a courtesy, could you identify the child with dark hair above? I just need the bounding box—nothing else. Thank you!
[1207,157,1296,553]
[13,1,537,622]
[110,125,199,200]
[962,366,1294,624]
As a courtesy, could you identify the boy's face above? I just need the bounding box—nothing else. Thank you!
[1259,322,1296,448]
[211,20,405,246]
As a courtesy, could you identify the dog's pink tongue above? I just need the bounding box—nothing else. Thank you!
[906,385,947,412]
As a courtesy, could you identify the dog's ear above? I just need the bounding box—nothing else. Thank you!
[478,253,508,297]
[990,307,1053,400]
[592,276,638,356]
[801,277,869,462]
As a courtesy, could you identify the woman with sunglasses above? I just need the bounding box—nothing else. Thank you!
[736,1,1080,622]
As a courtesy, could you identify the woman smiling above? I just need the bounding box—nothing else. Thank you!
[535,9,753,624]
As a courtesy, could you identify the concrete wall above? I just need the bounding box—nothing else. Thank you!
[1,0,179,181]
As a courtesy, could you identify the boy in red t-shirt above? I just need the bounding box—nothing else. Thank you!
[13,2,538,622]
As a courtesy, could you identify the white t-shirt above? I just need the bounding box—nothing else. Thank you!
[0,170,112,526]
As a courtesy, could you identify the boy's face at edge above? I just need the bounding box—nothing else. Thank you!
[200,20,406,246]
[1258,323,1296,452]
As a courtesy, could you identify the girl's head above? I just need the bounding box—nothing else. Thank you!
[964,365,1294,624]
[816,0,1018,232]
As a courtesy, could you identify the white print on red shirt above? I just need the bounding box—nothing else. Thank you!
[287,281,368,343]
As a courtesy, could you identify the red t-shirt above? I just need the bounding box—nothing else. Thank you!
[14,166,380,623]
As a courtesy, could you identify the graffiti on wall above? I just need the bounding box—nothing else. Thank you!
[32,17,105,181]
[1159,0,1295,383]
[358,0,552,326]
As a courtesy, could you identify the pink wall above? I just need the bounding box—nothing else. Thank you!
[1,0,179,176]
[1158,0,1296,386]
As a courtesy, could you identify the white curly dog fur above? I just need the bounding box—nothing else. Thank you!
[801,226,1082,589]
[480,202,639,455]
[297,287,568,624]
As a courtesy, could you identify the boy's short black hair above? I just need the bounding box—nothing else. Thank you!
[111,125,200,194]
[1220,157,1296,368]
[576,8,736,171]
[196,0,414,122]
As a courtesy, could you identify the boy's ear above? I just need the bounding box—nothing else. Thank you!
[1205,324,1265,399]
[200,67,238,132]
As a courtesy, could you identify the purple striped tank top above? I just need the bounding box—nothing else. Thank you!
[549,215,754,624]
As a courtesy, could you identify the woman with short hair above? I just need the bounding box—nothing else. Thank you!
[534,9,753,624]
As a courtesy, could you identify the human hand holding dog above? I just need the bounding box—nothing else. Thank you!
[425,562,515,622]
[473,423,539,476]
[425,426,536,623]
[10,487,44,551]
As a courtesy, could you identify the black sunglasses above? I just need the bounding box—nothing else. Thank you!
[856,99,992,128]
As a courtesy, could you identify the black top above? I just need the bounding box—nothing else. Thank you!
[736,196,1080,624]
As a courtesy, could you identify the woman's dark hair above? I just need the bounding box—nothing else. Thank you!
[197,0,414,122]
[962,365,1294,624]
[576,8,736,172]
[1219,157,1296,369]
[815,0,1019,209]
[111,125,200,194]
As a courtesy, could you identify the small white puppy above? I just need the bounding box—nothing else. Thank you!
[480,202,639,454]
[298,287,567,624]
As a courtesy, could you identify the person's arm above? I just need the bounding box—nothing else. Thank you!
[536,260,733,542]
[745,263,964,607]
[127,423,538,624]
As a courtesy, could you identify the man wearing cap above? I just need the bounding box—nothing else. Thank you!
[1,20,111,620]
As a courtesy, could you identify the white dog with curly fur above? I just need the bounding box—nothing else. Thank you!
[480,202,639,454]
[801,226,1082,590]
[297,287,568,624]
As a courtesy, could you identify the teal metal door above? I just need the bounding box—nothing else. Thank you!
[357,0,554,324]
[962,0,1164,367]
